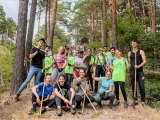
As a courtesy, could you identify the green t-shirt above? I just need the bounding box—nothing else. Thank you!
[65,56,75,74]
[95,55,105,65]
[44,56,53,74]
[104,52,112,62]
[89,55,95,65]
[112,58,128,82]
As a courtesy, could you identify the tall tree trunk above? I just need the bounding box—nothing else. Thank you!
[37,7,42,37]
[133,0,137,22]
[91,11,95,42]
[111,0,118,48]
[127,0,131,9]
[151,0,156,34]
[45,0,48,41]
[25,0,37,72]
[101,0,108,46]
[140,0,146,32]
[48,0,57,50]
[11,0,28,95]
[47,0,51,44]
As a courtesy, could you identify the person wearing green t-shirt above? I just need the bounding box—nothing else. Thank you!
[111,49,129,109]
[94,48,106,93]
[44,45,53,74]
[65,49,75,85]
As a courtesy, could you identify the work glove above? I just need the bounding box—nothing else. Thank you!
[76,81,81,86]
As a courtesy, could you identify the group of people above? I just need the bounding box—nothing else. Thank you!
[14,38,146,116]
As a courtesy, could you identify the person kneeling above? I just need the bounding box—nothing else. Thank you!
[54,74,76,116]
[29,75,53,115]
[94,71,115,110]
[73,68,95,108]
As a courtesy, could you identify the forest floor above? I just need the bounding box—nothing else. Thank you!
[0,88,160,120]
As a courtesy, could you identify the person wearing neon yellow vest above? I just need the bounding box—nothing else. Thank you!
[65,49,75,85]
[111,49,129,109]
[44,45,53,75]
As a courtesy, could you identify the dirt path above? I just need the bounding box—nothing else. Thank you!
[0,89,160,120]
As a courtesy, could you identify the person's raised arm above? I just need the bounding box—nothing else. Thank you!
[29,50,38,59]
[94,77,100,81]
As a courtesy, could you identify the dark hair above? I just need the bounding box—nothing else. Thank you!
[58,74,65,80]
[88,48,92,51]
[110,47,115,51]
[79,68,86,73]
[46,45,50,49]
[39,38,45,43]
[116,49,122,52]
[131,39,137,43]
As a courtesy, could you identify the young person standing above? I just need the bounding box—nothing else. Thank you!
[15,38,45,102]
[128,40,146,106]
[112,49,129,108]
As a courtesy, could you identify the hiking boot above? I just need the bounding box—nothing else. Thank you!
[41,107,47,114]
[124,101,128,109]
[28,108,36,115]
[57,108,62,116]
[109,104,116,111]
[114,100,120,106]
[70,107,76,115]
[131,101,138,107]
[98,102,102,107]
[14,94,20,102]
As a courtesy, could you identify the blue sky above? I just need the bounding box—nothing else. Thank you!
[0,0,76,37]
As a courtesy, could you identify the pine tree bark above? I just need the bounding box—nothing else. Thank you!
[111,0,118,48]
[133,0,137,22]
[25,0,37,72]
[45,0,48,41]
[47,0,51,44]
[11,0,28,95]
[151,0,156,34]
[101,0,108,46]
[48,0,57,50]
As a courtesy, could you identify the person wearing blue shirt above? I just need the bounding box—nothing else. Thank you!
[28,75,53,115]
[94,71,115,110]
[107,47,116,71]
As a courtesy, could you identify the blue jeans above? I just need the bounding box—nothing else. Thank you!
[17,66,42,95]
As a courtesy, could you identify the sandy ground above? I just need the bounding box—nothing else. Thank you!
[0,88,160,120]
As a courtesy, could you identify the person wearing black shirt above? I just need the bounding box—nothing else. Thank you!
[15,38,45,102]
[53,74,75,116]
[128,40,146,106]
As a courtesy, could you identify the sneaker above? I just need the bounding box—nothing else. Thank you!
[124,101,128,109]
[57,108,62,116]
[28,108,36,115]
[70,107,76,115]
[109,104,116,111]
[14,94,20,102]
[114,100,120,106]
